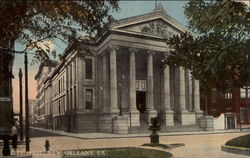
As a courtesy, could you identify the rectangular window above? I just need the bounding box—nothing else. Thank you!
[74,61,77,82]
[240,87,250,98]
[241,88,246,98]
[224,92,232,99]
[211,89,217,103]
[240,108,245,122]
[74,86,77,109]
[85,89,93,110]
[85,58,93,79]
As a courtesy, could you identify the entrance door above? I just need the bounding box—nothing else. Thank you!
[227,117,236,129]
[136,91,146,113]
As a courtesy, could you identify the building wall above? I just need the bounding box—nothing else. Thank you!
[201,88,250,125]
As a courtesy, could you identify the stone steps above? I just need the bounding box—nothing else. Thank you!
[128,123,204,134]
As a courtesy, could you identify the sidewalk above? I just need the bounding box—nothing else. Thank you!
[31,127,249,139]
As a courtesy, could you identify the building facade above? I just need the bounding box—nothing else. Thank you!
[39,4,205,133]
[29,99,38,125]
[202,87,250,129]
[34,60,57,128]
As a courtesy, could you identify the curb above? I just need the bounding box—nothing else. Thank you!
[31,127,249,140]
[221,144,250,156]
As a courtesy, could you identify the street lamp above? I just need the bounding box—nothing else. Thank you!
[24,51,30,152]
[18,68,23,141]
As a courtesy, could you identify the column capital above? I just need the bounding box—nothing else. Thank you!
[108,44,119,51]
[147,50,156,55]
[163,52,170,57]
[129,48,138,53]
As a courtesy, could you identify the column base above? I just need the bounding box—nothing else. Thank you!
[98,113,116,133]
[162,110,174,126]
[197,115,214,131]
[128,110,140,127]
[113,115,128,134]
[195,110,204,121]
[145,109,157,125]
[103,107,119,115]
[177,110,196,125]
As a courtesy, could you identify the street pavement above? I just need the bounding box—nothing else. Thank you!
[6,128,250,158]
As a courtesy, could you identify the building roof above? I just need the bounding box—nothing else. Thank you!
[34,60,58,80]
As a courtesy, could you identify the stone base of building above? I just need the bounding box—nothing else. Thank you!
[113,115,128,134]
[77,112,98,133]
[128,110,140,127]
[98,113,116,133]
[195,111,204,121]
[162,110,174,126]
[197,115,214,131]
[145,109,157,125]
[177,111,196,125]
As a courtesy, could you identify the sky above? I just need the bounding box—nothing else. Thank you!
[12,1,188,113]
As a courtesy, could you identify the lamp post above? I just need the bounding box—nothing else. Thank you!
[24,51,30,152]
[18,68,24,141]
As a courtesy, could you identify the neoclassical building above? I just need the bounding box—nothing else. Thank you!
[39,4,205,133]
[34,60,57,127]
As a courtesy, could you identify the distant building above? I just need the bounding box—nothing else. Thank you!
[34,60,57,128]
[29,99,37,124]
[37,4,205,133]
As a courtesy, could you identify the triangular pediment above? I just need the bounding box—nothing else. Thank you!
[118,19,181,38]
[110,9,194,38]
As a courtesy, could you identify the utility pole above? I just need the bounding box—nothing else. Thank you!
[24,52,30,152]
[18,68,23,141]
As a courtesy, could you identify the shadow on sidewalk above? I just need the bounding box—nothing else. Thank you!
[30,128,61,138]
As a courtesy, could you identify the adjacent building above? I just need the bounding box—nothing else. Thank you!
[29,99,38,124]
[202,87,250,129]
[35,4,205,133]
[34,60,57,128]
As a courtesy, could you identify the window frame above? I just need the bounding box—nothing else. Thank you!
[85,57,94,80]
[85,88,94,110]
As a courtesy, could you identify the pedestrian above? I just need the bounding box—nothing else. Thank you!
[10,121,18,155]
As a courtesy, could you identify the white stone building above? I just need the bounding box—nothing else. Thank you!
[34,60,57,127]
[40,4,205,133]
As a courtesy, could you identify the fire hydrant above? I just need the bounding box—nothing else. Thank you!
[45,140,50,151]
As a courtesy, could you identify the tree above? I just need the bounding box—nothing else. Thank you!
[0,1,119,75]
[0,1,119,129]
[164,0,250,94]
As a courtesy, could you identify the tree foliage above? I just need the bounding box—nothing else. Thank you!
[0,1,119,79]
[164,0,250,94]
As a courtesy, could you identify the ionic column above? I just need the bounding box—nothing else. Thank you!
[102,53,109,112]
[163,65,171,110]
[194,79,203,119]
[129,48,140,126]
[147,51,154,110]
[179,66,187,111]
[109,46,119,113]
[129,48,137,110]
[146,51,157,123]
[194,79,201,111]
[163,64,174,126]
[188,70,193,111]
